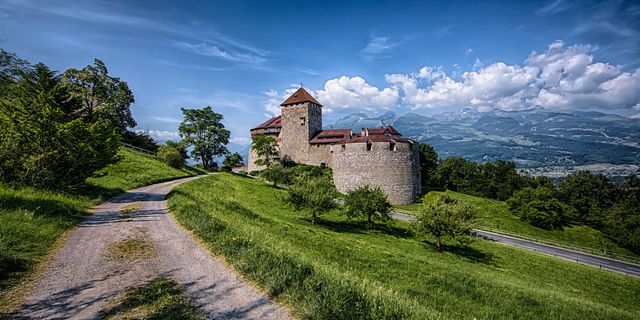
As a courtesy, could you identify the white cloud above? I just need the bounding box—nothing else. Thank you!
[230,137,251,145]
[385,40,640,112]
[148,130,180,141]
[150,116,181,123]
[315,76,399,112]
[175,41,266,64]
[360,36,400,61]
[262,87,299,117]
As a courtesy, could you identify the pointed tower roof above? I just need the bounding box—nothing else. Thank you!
[280,87,322,106]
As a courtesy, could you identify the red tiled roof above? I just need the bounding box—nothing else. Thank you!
[346,135,413,144]
[367,128,387,135]
[281,87,322,106]
[309,129,351,144]
[386,124,401,136]
[251,116,282,131]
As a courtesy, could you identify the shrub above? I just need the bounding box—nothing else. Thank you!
[157,145,185,168]
[284,173,340,224]
[414,195,480,251]
[343,185,392,228]
[259,164,294,187]
[248,170,260,177]
[507,187,573,229]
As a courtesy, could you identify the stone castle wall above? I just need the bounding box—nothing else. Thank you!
[279,102,322,164]
[307,144,333,167]
[331,141,421,204]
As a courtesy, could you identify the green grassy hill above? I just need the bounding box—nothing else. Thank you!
[0,148,203,306]
[395,191,639,259]
[168,174,640,320]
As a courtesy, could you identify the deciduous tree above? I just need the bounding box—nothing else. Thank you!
[251,134,277,168]
[507,186,573,229]
[414,195,480,251]
[284,173,339,224]
[178,106,230,170]
[344,185,392,228]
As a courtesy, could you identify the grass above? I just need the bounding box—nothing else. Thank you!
[99,278,205,320]
[168,173,640,320]
[0,148,204,311]
[104,227,157,262]
[395,190,639,258]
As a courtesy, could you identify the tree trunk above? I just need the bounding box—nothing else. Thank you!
[311,213,317,224]
[435,237,442,251]
[367,215,373,228]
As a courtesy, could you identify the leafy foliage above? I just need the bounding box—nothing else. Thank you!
[259,164,294,187]
[284,173,339,224]
[62,59,136,134]
[222,152,244,171]
[0,63,120,188]
[507,187,574,229]
[557,170,618,227]
[251,134,278,168]
[343,185,392,228]
[179,106,230,170]
[418,143,439,188]
[414,195,480,251]
[122,130,159,153]
[157,145,185,168]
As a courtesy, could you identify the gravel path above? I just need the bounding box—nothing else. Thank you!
[16,176,291,319]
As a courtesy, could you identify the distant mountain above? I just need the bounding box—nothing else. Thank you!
[330,108,640,170]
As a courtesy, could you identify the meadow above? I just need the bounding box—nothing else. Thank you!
[168,173,640,319]
[0,148,202,306]
[395,191,639,259]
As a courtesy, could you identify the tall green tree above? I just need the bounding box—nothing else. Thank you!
[557,170,617,226]
[284,173,339,224]
[223,152,244,169]
[179,106,230,170]
[414,195,480,251]
[0,63,119,187]
[251,134,278,168]
[62,59,136,133]
[507,186,574,229]
[418,143,438,189]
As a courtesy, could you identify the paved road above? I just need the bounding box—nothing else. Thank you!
[391,212,640,277]
[17,176,291,319]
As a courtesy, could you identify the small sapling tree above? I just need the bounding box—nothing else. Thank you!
[344,185,392,228]
[284,173,339,224]
[414,195,480,251]
[259,164,293,187]
[251,134,277,168]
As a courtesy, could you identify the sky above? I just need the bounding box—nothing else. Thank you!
[2,0,640,146]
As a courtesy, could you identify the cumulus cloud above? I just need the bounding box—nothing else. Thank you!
[386,40,640,112]
[315,76,399,112]
[148,130,180,141]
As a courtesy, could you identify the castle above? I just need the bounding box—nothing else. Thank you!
[248,87,421,204]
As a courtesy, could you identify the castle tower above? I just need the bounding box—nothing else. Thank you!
[279,87,322,164]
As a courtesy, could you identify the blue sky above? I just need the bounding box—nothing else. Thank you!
[2,0,640,145]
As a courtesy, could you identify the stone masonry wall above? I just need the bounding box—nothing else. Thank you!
[331,141,421,204]
[307,144,333,167]
[279,102,322,164]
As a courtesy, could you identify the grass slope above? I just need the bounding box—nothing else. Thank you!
[395,191,639,258]
[0,148,202,304]
[168,174,640,320]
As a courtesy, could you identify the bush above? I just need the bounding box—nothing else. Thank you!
[414,195,480,251]
[507,187,573,229]
[248,170,260,177]
[157,146,185,168]
[284,173,339,224]
[343,185,392,228]
[259,164,294,187]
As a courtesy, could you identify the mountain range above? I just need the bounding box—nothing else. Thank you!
[327,108,640,174]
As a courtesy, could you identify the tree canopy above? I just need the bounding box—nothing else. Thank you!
[179,106,230,170]
[414,195,480,251]
[285,173,339,224]
[251,134,278,168]
[343,185,392,228]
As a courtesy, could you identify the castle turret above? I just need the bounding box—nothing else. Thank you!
[279,87,322,164]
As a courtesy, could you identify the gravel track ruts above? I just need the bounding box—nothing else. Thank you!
[16,175,291,319]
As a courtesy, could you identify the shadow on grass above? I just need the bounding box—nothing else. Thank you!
[421,239,494,264]
[0,193,86,220]
[311,218,415,239]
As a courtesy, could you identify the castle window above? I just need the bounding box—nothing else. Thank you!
[366,142,372,151]
[390,142,396,151]
[300,117,306,126]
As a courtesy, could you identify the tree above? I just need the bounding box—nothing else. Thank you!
[343,185,392,228]
[284,173,339,224]
[223,152,244,170]
[478,160,527,200]
[507,187,573,229]
[259,164,293,187]
[0,63,119,187]
[62,59,136,133]
[557,170,617,226]
[414,195,480,251]
[179,106,230,170]
[434,157,481,193]
[122,130,159,153]
[165,140,188,162]
[251,134,278,168]
[418,143,438,189]
[157,145,184,168]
